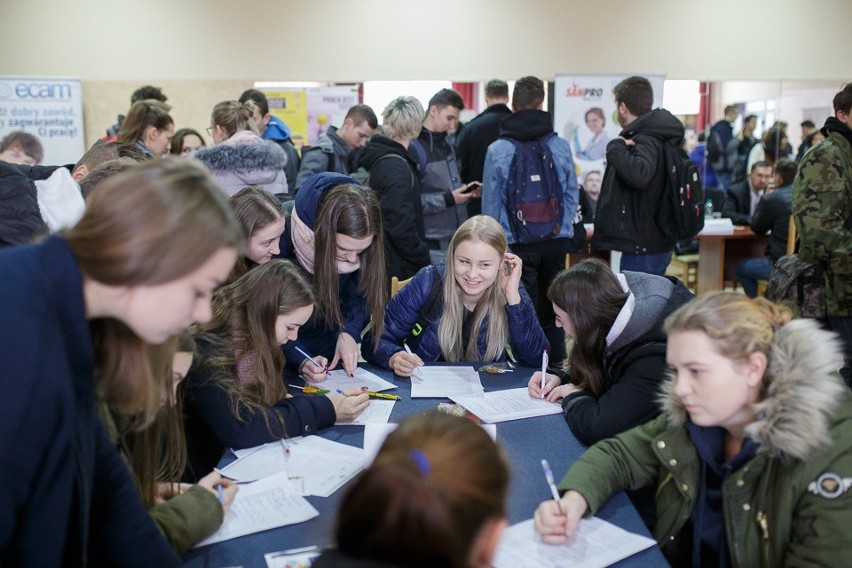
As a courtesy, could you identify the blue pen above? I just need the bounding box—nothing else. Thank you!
[216,483,224,504]
[541,459,565,515]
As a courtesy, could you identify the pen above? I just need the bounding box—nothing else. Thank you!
[280,437,291,460]
[541,459,564,515]
[293,345,326,371]
[216,483,224,504]
[540,349,548,400]
[366,391,400,400]
[403,343,423,377]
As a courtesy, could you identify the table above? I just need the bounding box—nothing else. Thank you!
[181,365,668,568]
[696,226,769,294]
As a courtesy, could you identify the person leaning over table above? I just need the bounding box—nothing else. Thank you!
[534,292,852,567]
[361,215,548,375]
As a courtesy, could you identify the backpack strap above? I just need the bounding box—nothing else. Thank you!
[404,269,443,351]
[373,153,414,187]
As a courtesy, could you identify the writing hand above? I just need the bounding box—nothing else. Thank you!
[389,350,424,377]
[533,490,588,544]
[329,387,370,421]
[300,355,329,382]
[198,471,238,515]
[527,372,561,400]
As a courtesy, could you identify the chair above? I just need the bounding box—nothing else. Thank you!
[666,253,699,293]
[390,276,413,297]
[756,216,797,297]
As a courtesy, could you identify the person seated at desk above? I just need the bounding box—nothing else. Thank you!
[313,411,510,568]
[734,158,796,297]
[722,160,772,226]
[534,293,852,566]
[181,260,368,482]
[279,173,387,380]
[361,215,548,375]
[98,333,237,554]
[528,258,693,446]
[225,185,286,285]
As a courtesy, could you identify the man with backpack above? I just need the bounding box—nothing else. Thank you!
[482,76,579,362]
[592,75,688,276]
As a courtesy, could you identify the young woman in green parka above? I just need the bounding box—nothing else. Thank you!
[534,292,852,567]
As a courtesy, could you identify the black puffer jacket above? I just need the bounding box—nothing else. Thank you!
[592,109,685,254]
[0,162,66,247]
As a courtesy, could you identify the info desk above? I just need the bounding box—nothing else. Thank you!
[182,364,668,567]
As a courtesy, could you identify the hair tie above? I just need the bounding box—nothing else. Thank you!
[409,449,431,475]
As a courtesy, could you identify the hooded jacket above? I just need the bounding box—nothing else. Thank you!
[263,114,300,192]
[194,130,288,197]
[410,127,467,244]
[592,108,685,254]
[793,116,852,316]
[295,126,352,191]
[558,318,852,567]
[0,161,49,247]
[559,271,693,445]
[278,172,373,369]
[358,135,430,280]
[482,109,579,245]
[361,262,548,368]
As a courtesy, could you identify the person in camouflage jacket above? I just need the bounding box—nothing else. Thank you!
[792,83,852,387]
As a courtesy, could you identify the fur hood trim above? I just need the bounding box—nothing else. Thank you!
[194,135,287,172]
[661,318,847,462]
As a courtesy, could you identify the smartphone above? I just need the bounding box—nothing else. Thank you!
[462,181,482,193]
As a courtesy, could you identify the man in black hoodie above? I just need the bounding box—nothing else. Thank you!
[592,76,686,276]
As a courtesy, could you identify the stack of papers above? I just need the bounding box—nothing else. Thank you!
[493,517,656,567]
[217,436,363,497]
[193,471,318,548]
[451,388,561,423]
[410,365,484,398]
[320,367,398,392]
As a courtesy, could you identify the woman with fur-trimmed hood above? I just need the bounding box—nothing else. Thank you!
[194,100,288,197]
[534,292,852,567]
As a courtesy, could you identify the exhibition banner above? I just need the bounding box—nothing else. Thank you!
[261,89,309,148]
[306,85,359,145]
[0,76,85,164]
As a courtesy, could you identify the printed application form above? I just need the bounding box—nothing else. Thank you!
[410,366,484,398]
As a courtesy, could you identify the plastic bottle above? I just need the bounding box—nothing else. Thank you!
[705,199,713,219]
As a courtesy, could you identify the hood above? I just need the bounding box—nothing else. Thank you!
[499,109,554,141]
[821,116,852,145]
[660,318,848,462]
[263,114,292,142]
[194,136,287,172]
[358,135,413,169]
[608,271,677,353]
[294,172,364,230]
[621,108,685,144]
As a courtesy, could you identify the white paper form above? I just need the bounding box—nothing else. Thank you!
[217,436,363,496]
[409,365,484,398]
[320,367,398,392]
[264,545,321,568]
[193,472,319,548]
[335,399,395,425]
[493,518,655,568]
[362,423,497,467]
[450,388,561,423]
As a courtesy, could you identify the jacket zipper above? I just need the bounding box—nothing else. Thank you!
[756,510,770,566]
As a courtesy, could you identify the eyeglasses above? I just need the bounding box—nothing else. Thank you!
[206,126,214,136]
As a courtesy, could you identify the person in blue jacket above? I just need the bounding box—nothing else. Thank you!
[181,259,368,481]
[362,215,548,375]
[279,172,388,380]
[0,160,244,566]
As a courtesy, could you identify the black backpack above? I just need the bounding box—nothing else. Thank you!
[658,141,705,241]
[502,133,564,244]
[351,153,411,188]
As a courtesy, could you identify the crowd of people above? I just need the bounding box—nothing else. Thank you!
[1,77,850,567]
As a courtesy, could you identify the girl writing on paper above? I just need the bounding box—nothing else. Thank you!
[528,258,693,446]
[313,411,510,568]
[362,215,548,375]
[0,159,243,566]
[98,333,237,554]
[278,173,387,380]
[226,185,286,285]
[180,259,369,481]
[534,293,852,566]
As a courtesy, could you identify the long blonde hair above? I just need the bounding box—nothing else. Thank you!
[438,216,508,362]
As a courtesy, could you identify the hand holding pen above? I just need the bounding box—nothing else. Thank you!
[197,471,238,515]
[389,343,425,378]
[295,345,329,383]
[329,386,370,421]
[533,459,588,544]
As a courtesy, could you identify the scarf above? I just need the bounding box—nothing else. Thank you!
[235,351,257,387]
[290,205,361,275]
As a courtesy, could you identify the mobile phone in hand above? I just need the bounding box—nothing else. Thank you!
[463,181,482,193]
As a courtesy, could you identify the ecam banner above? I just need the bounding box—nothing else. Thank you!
[0,76,85,165]
[553,74,665,184]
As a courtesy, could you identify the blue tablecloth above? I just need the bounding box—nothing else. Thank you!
[182,364,668,567]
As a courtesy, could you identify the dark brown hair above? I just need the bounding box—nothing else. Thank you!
[117,99,174,145]
[547,258,628,396]
[169,128,207,155]
[613,76,653,116]
[512,76,545,110]
[335,412,509,568]
[313,183,387,346]
[227,186,285,284]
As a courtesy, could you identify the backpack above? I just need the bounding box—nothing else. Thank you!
[658,141,705,241]
[706,130,723,163]
[765,254,826,318]
[503,133,564,244]
[403,269,443,352]
[351,153,412,188]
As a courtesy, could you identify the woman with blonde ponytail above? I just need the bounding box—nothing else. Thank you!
[535,292,852,566]
[194,99,289,197]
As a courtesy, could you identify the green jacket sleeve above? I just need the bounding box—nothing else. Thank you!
[149,484,223,555]
[557,415,670,514]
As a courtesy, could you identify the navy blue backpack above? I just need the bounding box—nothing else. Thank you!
[503,133,564,244]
